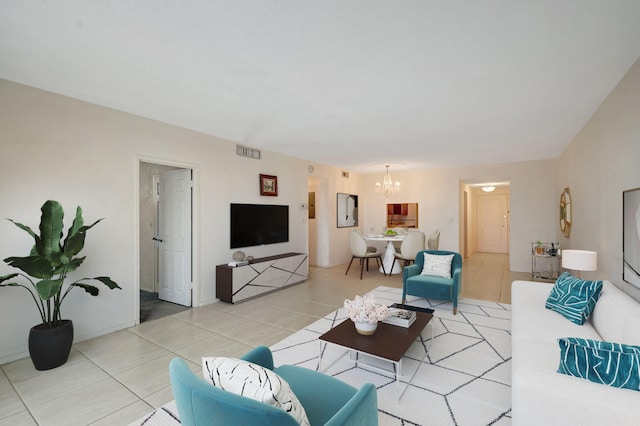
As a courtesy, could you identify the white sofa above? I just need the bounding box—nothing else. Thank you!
[511,279,640,426]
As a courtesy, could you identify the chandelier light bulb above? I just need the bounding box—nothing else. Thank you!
[375,165,400,197]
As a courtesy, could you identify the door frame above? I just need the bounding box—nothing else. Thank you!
[134,155,201,324]
[476,191,510,253]
[463,190,469,258]
[308,176,330,267]
[158,168,193,306]
[460,180,511,259]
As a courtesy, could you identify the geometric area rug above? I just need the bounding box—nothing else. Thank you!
[131,286,512,426]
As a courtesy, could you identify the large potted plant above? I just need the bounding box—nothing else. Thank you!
[0,200,121,370]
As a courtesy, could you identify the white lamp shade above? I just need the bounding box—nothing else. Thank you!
[562,249,597,271]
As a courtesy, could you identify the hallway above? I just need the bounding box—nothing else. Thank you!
[460,252,529,304]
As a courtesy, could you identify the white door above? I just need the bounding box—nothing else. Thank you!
[477,193,509,253]
[157,168,192,306]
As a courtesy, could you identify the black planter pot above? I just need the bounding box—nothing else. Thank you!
[28,320,74,370]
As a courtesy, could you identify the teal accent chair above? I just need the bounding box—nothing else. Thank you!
[169,346,379,426]
[402,250,462,314]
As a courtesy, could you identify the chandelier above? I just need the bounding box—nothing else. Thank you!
[375,165,400,197]
[482,184,496,192]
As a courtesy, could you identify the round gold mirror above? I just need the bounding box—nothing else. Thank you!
[560,187,572,238]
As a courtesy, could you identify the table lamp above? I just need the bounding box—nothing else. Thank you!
[562,249,597,278]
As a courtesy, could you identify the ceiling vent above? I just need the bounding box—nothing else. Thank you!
[236,145,261,160]
[342,171,349,178]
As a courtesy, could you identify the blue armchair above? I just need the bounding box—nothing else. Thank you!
[402,250,462,314]
[169,346,378,426]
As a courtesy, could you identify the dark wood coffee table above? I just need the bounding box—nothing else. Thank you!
[318,311,433,399]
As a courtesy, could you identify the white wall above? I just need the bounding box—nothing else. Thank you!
[2,56,638,363]
[557,57,640,300]
[0,79,311,363]
[305,164,364,268]
[361,160,557,272]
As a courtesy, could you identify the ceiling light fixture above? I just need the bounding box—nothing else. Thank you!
[375,165,400,197]
[482,184,496,192]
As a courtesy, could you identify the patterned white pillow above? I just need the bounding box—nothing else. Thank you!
[421,253,454,278]
[202,357,310,426]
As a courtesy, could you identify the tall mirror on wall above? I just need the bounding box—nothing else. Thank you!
[387,203,418,228]
[559,187,572,238]
[337,193,358,227]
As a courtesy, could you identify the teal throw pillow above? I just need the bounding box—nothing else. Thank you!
[557,337,640,391]
[545,272,603,325]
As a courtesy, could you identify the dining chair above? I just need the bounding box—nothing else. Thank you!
[354,229,378,254]
[346,230,387,279]
[390,230,425,272]
[389,227,407,250]
[427,229,440,250]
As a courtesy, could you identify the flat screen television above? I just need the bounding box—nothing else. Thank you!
[230,203,289,249]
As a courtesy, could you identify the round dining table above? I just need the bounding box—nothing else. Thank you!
[363,234,405,274]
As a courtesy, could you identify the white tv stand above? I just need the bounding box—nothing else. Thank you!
[216,252,308,303]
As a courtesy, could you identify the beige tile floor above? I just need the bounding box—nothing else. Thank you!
[0,253,529,426]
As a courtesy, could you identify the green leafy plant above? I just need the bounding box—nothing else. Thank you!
[0,200,121,328]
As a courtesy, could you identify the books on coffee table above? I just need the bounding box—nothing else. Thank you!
[389,303,435,314]
[383,307,416,327]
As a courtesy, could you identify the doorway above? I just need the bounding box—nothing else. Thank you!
[139,161,193,322]
[462,183,511,257]
[308,176,330,267]
[477,192,509,253]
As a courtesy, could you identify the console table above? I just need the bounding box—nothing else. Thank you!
[216,252,308,303]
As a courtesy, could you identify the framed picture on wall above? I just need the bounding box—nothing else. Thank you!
[259,174,278,196]
[337,193,358,228]
[623,187,640,288]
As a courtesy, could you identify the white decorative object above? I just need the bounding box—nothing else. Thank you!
[202,357,310,426]
[344,294,389,335]
[383,308,417,327]
[562,249,597,278]
[421,253,454,278]
[232,250,246,261]
[354,321,378,335]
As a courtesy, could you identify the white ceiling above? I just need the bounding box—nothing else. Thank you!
[1,1,639,174]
